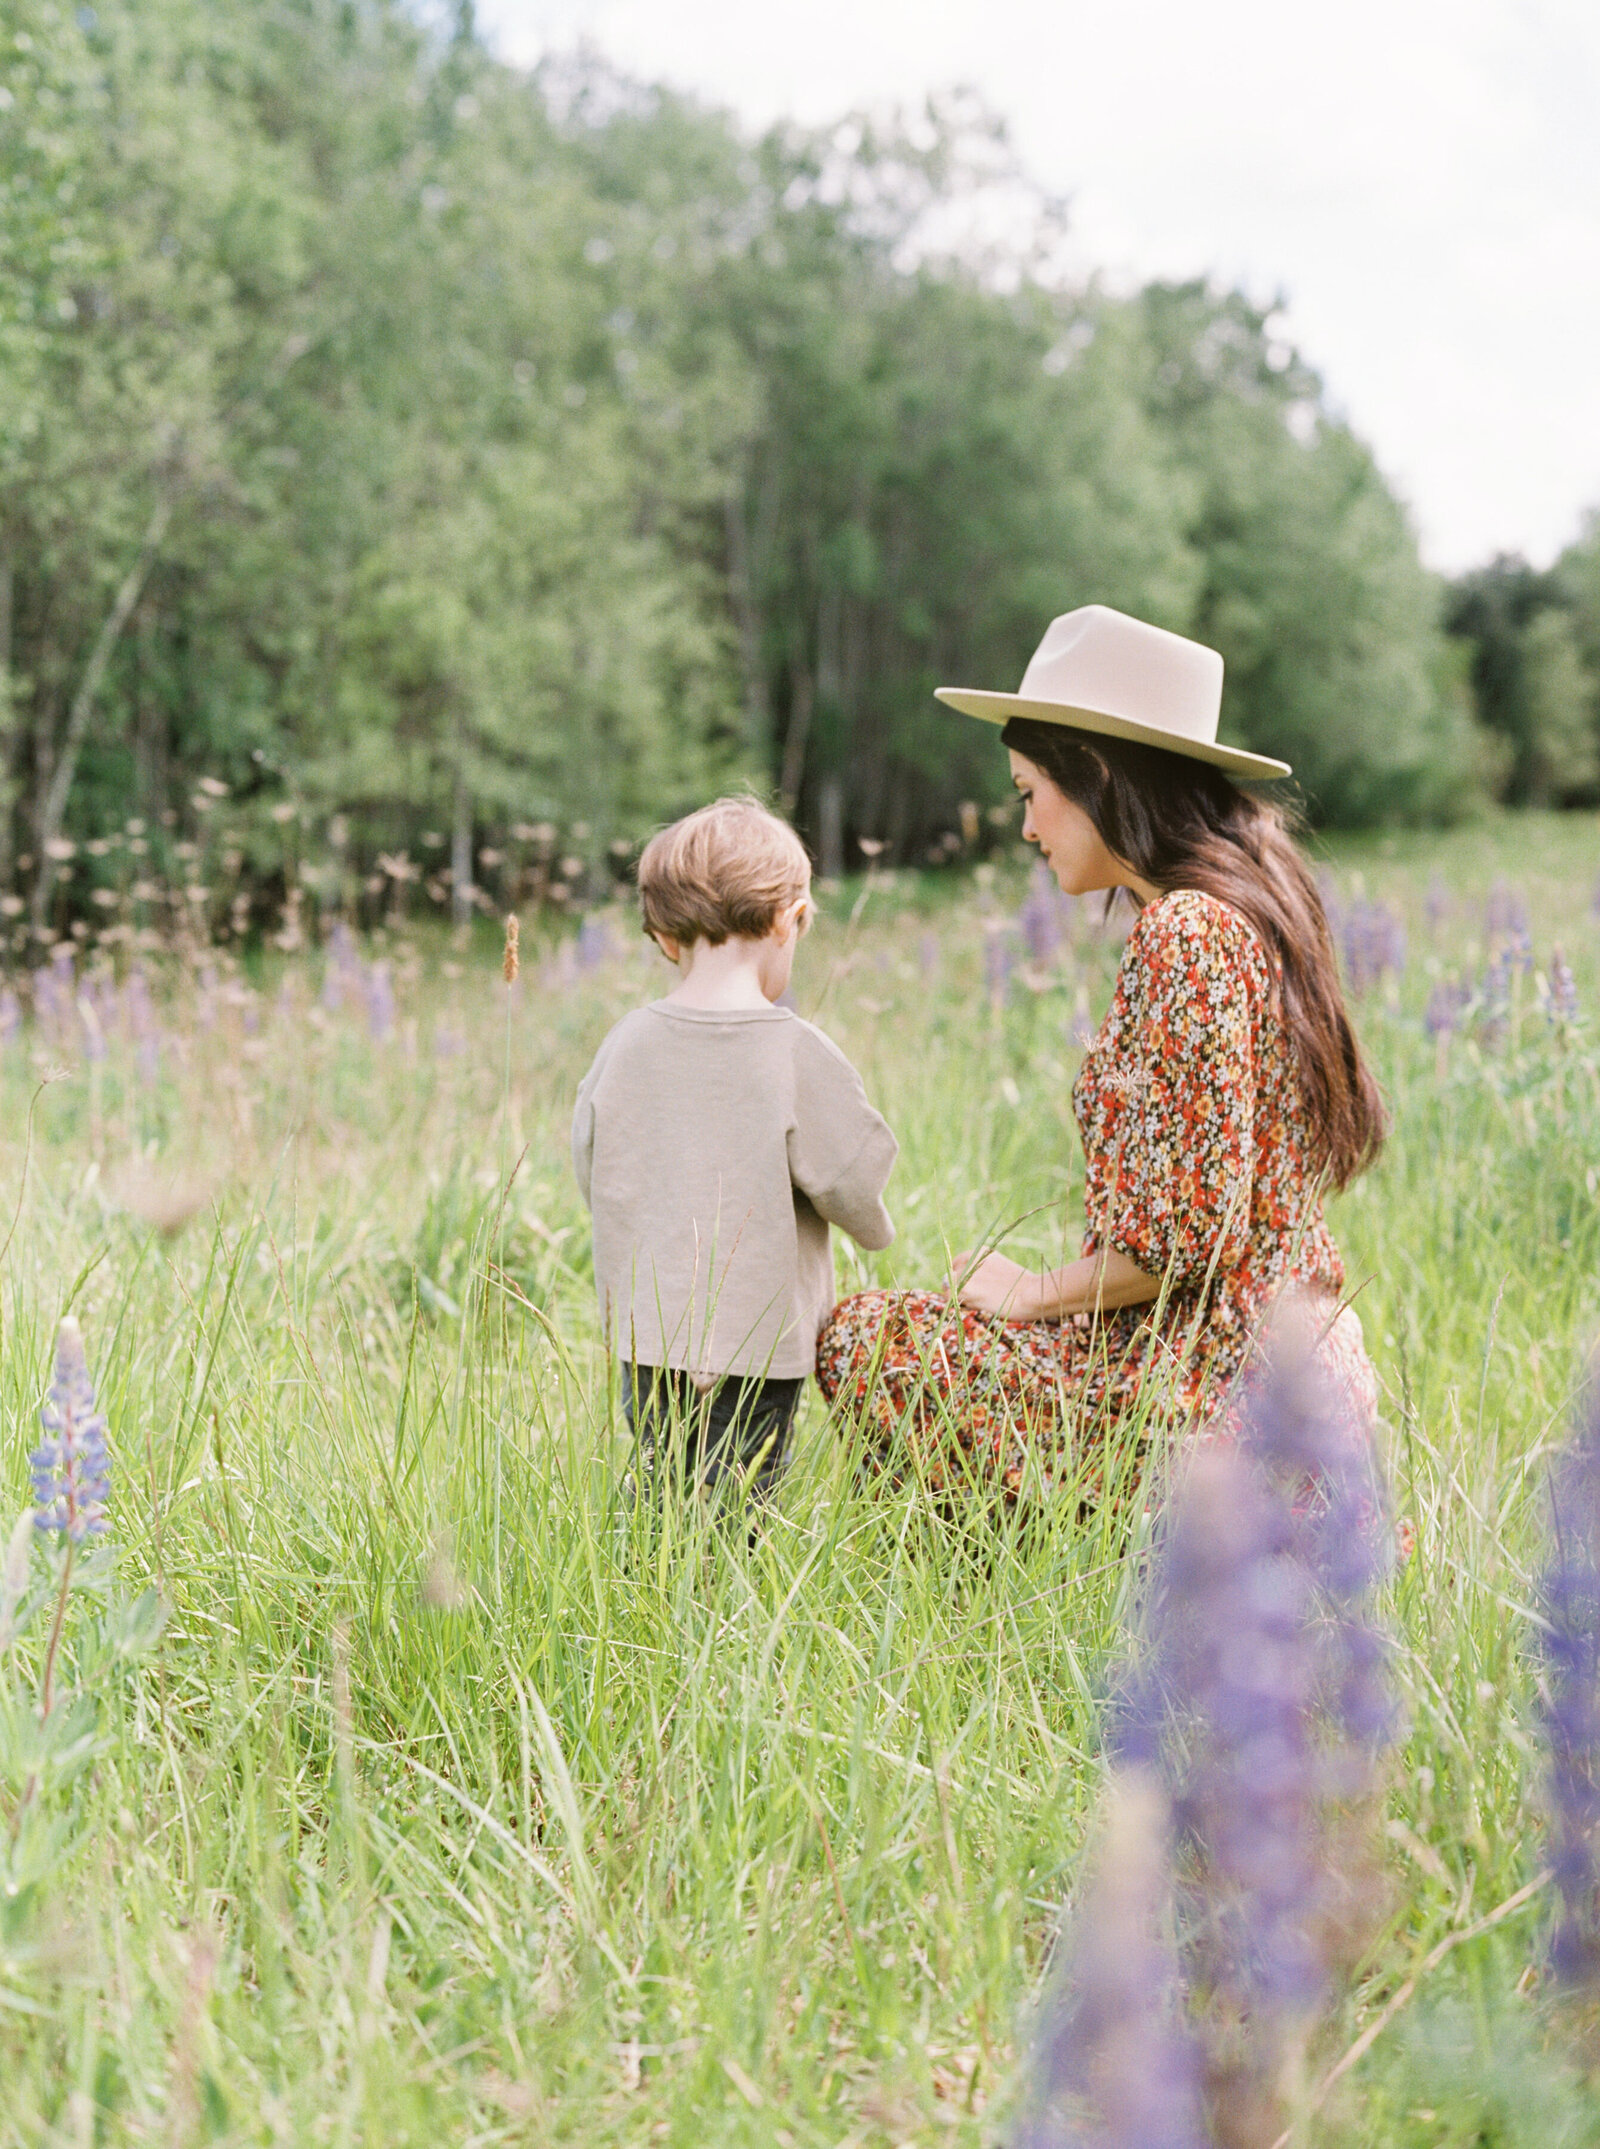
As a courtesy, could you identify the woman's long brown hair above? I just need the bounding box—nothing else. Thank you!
[1001,717,1386,1189]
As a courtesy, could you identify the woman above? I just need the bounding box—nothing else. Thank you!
[816,604,1385,1504]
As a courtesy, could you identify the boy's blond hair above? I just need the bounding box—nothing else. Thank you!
[637,797,810,947]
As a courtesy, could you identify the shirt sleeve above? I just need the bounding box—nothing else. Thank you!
[570,1043,607,1209]
[1089,897,1261,1292]
[788,1024,898,1251]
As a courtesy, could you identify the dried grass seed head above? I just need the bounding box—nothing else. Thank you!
[637,797,810,947]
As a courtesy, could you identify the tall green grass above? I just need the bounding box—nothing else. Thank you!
[2,813,1599,2146]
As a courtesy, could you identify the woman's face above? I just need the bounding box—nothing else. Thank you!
[1009,749,1148,897]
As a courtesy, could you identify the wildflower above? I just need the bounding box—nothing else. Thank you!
[502,912,520,984]
[984,923,1016,1012]
[1111,1306,1395,2139]
[365,959,395,1042]
[77,993,107,1062]
[322,919,359,1011]
[1013,1768,1206,2149]
[1423,978,1466,1038]
[1539,1369,1600,1987]
[576,916,611,972]
[1340,901,1406,995]
[123,967,160,1084]
[1424,876,1450,936]
[0,987,20,1049]
[1478,952,1511,1050]
[30,1318,111,1542]
[1547,946,1578,1022]
[1017,861,1071,966]
[1486,880,1529,945]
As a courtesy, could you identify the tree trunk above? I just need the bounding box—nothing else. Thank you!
[778,660,814,816]
[724,485,770,770]
[31,493,172,931]
[451,774,473,932]
[0,537,12,887]
[816,772,844,882]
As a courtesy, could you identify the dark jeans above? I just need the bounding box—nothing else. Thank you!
[623,1364,803,1506]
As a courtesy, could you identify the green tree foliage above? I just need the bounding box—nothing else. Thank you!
[1445,552,1600,808]
[0,0,1525,924]
[1128,284,1483,825]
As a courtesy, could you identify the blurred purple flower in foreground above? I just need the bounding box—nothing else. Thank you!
[30,1317,111,1543]
[1028,1307,1394,2148]
[1012,1770,1205,2149]
[1539,1369,1600,1987]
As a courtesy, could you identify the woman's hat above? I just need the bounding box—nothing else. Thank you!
[935,604,1291,780]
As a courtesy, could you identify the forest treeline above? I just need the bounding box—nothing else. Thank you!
[3,0,1599,930]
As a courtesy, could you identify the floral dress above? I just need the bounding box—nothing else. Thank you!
[815,889,1377,1503]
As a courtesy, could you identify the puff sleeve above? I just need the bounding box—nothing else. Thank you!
[1081,894,1266,1292]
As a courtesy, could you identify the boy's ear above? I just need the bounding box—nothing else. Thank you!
[650,930,682,964]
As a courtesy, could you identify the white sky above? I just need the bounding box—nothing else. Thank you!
[479,0,1600,573]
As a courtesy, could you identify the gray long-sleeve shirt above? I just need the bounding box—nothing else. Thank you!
[572,1001,897,1378]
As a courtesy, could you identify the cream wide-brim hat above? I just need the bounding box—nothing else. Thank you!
[935,603,1291,781]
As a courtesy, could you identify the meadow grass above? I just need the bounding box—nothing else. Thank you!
[2,812,1600,2147]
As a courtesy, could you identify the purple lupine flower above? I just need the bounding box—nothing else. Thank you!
[124,967,160,1084]
[33,955,68,1047]
[1018,862,1071,967]
[1148,1446,1327,2020]
[1486,880,1529,945]
[322,919,359,1011]
[1591,871,1600,923]
[1424,978,1467,1039]
[1424,876,1450,937]
[1340,901,1405,995]
[1478,951,1511,1050]
[77,993,107,1063]
[576,915,611,973]
[1538,1370,1600,1985]
[1108,1305,1395,2121]
[30,1318,111,1542]
[918,930,940,981]
[984,923,1017,1011]
[0,987,20,1049]
[1011,1769,1206,2149]
[1548,947,1579,1022]
[364,959,395,1042]
[1232,1311,1396,1764]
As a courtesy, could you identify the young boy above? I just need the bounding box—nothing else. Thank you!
[571,797,896,1503]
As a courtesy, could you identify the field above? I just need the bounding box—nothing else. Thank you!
[3,811,1600,2148]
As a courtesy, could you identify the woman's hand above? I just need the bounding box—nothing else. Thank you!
[951,1250,1039,1320]
[952,1245,1163,1321]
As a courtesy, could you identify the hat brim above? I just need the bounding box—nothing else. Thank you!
[934,688,1292,782]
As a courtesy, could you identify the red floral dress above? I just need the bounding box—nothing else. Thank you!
[815,889,1375,1502]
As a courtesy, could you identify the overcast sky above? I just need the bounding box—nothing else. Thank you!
[478,0,1600,574]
